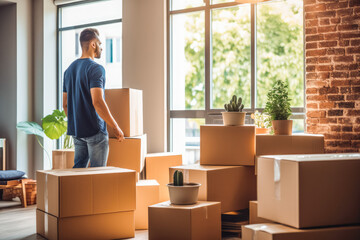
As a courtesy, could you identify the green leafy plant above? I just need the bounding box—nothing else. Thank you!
[16,110,73,163]
[251,110,271,128]
[224,95,244,112]
[173,170,184,186]
[264,80,292,120]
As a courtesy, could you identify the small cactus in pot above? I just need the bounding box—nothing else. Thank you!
[224,95,244,112]
[222,95,246,126]
[167,170,201,205]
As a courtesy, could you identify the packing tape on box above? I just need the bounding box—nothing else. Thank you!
[252,224,269,240]
[274,158,281,200]
[44,173,48,212]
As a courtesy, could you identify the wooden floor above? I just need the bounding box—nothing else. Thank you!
[0,199,240,240]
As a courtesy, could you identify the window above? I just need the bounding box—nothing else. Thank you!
[168,0,305,164]
[57,0,123,106]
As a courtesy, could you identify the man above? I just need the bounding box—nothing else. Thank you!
[62,28,124,168]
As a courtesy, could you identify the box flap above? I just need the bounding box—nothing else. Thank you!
[259,153,360,162]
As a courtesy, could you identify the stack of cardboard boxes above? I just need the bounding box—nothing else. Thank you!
[243,153,360,239]
[36,167,136,240]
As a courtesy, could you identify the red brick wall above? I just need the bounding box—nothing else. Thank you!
[305,0,360,153]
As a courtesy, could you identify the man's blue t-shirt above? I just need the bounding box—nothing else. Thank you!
[63,58,107,138]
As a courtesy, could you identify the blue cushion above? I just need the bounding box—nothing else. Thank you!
[0,170,26,181]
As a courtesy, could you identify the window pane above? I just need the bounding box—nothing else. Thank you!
[293,118,305,133]
[60,23,122,89]
[211,5,251,109]
[171,118,205,165]
[171,12,205,110]
[171,0,205,11]
[256,0,304,108]
[61,0,122,28]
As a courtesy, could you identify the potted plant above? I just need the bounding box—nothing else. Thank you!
[17,110,73,167]
[251,110,271,134]
[264,80,293,135]
[222,95,246,126]
[167,170,201,205]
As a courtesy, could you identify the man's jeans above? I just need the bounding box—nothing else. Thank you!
[73,131,109,168]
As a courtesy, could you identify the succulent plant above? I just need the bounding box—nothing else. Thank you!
[173,170,183,186]
[224,95,244,112]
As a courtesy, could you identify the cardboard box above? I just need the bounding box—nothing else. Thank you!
[200,125,255,166]
[249,201,274,224]
[105,88,143,138]
[52,149,74,170]
[256,134,324,156]
[135,180,160,230]
[170,165,256,213]
[258,154,360,228]
[149,201,221,240]
[107,135,147,173]
[242,223,360,240]
[37,167,136,218]
[145,152,182,201]
[37,209,135,240]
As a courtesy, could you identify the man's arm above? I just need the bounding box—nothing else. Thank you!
[90,88,124,141]
[63,92,68,117]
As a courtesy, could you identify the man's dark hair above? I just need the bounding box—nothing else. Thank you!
[80,28,99,49]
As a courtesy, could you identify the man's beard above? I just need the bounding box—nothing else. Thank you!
[95,46,101,59]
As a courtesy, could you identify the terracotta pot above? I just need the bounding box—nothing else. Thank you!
[221,112,246,126]
[256,127,270,135]
[272,120,293,135]
[167,183,201,205]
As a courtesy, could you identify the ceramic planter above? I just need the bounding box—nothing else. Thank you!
[221,112,246,126]
[167,183,201,205]
[272,120,293,135]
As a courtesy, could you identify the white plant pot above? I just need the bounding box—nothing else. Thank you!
[167,183,201,205]
[221,112,246,126]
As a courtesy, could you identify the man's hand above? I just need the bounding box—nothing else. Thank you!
[113,126,124,142]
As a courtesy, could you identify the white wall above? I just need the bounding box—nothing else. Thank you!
[123,0,167,153]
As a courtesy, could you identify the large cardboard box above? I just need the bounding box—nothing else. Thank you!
[135,180,160,230]
[258,154,360,228]
[37,167,136,218]
[52,149,74,170]
[249,201,274,224]
[256,134,324,156]
[107,135,147,173]
[242,223,360,240]
[200,125,255,166]
[145,152,182,201]
[37,209,135,240]
[149,201,221,240]
[170,165,256,213]
[105,88,143,138]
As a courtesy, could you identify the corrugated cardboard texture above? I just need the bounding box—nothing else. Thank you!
[256,134,324,156]
[258,154,360,228]
[52,150,74,170]
[107,135,147,172]
[242,223,360,240]
[135,180,160,230]
[145,152,182,201]
[200,125,255,166]
[105,88,143,138]
[36,209,135,240]
[170,165,256,213]
[249,201,274,225]
[148,201,221,240]
[37,167,136,218]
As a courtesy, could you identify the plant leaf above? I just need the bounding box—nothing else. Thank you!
[42,113,67,140]
[16,121,44,138]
